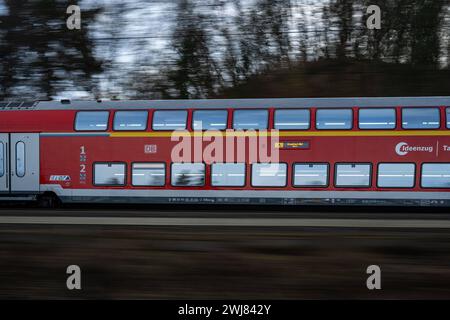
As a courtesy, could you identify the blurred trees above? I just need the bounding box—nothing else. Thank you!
[0,0,449,100]
[0,0,102,100]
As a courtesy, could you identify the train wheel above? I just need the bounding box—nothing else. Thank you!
[37,193,61,209]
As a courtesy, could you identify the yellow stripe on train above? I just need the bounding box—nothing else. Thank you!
[110,130,450,138]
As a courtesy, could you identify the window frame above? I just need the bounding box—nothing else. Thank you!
[250,163,288,188]
[211,163,247,187]
[74,110,110,132]
[232,109,270,131]
[358,108,397,130]
[401,107,441,130]
[152,110,188,131]
[170,162,206,187]
[113,110,149,131]
[192,109,229,131]
[92,162,127,187]
[131,162,166,187]
[420,162,450,189]
[274,108,311,131]
[292,162,330,188]
[376,162,416,189]
[334,162,373,188]
[315,108,354,130]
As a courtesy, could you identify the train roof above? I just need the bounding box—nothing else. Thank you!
[1,97,450,111]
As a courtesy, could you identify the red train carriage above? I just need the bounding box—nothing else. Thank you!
[0,97,449,207]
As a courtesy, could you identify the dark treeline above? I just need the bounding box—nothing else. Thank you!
[0,0,449,100]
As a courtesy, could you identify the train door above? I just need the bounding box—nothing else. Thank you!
[0,133,40,194]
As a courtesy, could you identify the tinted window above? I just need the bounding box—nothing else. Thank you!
[335,164,371,187]
[316,109,352,130]
[16,141,25,178]
[75,111,109,131]
[153,110,187,130]
[359,108,396,129]
[193,110,228,130]
[212,163,246,187]
[94,163,126,186]
[421,163,450,188]
[171,163,205,186]
[114,111,148,131]
[274,109,310,130]
[252,163,287,187]
[293,164,328,187]
[402,108,440,129]
[0,142,4,177]
[447,108,450,129]
[233,110,268,130]
[132,163,165,186]
[378,163,415,188]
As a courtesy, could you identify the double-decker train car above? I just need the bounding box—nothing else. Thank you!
[0,97,449,207]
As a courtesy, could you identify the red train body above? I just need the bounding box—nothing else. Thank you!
[0,97,449,207]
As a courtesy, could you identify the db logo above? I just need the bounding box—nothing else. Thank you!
[395,142,408,156]
[145,144,157,154]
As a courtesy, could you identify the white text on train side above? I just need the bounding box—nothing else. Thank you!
[395,142,433,156]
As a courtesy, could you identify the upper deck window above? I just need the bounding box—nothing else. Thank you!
[193,110,228,130]
[75,111,109,131]
[274,109,310,130]
[402,108,440,129]
[113,111,148,131]
[233,110,268,130]
[316,109,353,130]
[152,110,187,131]
[359,108,396,129]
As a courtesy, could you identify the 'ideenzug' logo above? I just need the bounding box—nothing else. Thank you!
[395,142,433,156]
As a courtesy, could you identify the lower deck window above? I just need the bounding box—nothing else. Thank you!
[252,163,287,187]
[171,163,205,186]
[335,164,371,187]
[293,163,328,187]
[377,163,415,188]
[212,163,246,187]
[94,163,126,186]
[421,163,450,188]
[132,163,165,186]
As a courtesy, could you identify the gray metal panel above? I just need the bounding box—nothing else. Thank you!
[40,184,450,200]
[34,97,450,111]
[10,133,40,192]
[0,134,8,192]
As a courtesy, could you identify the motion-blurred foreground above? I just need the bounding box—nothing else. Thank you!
[1,207,450,299]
